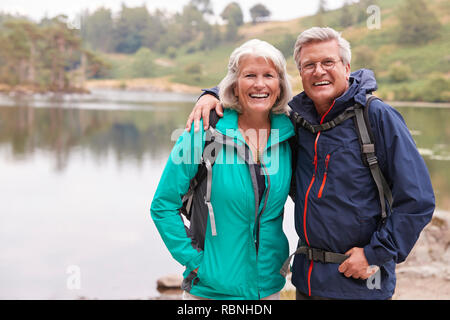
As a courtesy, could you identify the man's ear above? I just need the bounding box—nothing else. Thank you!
[345,64,351,81]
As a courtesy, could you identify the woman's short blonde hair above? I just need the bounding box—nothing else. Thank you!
[218,39,292,115]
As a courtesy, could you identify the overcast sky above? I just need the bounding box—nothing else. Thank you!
[1,0,347,23]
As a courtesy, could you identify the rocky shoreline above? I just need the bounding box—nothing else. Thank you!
[154,212,450,300]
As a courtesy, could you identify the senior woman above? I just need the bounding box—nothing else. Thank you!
[150,39,294,300]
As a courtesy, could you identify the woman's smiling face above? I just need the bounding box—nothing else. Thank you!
[234,55,280,115]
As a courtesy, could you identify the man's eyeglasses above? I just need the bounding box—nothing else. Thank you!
[300,58,343,74]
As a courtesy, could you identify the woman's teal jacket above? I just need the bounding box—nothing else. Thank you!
[151,108,294,299]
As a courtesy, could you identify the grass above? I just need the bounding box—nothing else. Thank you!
[97,0,449,101]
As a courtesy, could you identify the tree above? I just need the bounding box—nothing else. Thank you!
[80,7,115,52]
[0,15,108,91]
[190,0,214,15]
[130,47,155,78]
[142,9,168,50]
[221,2,244,26]
[224,19,239,42]
[397,0,441,45]
[221,2,244,43]
[42,15,82,91]
[2,19,42,85]
[356,0,375,24]
[340,0,354,28]
[315,0,327,27]
[1,19,34,85]
[175,3,206,44]
[199,23,222,50]
[275,33,296,59]
[249,4,271,24]
[114,5,152,54]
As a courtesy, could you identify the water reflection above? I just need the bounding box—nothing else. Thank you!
[0,90,196,172]
[0,91,448,299]
[397,107,450,211]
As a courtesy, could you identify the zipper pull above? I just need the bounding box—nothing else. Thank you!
[324,154,330,169]
[318,154,330,199]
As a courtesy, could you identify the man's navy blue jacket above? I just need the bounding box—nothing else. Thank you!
[202,68,435,299]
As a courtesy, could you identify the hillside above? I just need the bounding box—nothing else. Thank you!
[90,0,450,102]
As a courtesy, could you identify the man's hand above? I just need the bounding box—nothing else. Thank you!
[338,247,377,280]
[185,94,223,132]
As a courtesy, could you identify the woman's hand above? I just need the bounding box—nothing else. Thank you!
[186,94,223,132]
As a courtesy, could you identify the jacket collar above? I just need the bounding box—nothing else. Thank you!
[215,108,294,148]
[288,69,378,125]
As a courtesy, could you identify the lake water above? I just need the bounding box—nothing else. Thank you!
[0,89,448,299]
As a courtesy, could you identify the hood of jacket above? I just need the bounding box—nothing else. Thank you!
[289,68,378,125]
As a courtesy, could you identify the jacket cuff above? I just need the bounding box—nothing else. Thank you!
[199,87,219,101]
[186,251,204,271]
[363,245,379,266]
[363,243,393,267]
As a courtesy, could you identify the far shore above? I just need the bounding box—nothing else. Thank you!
[85,77,202,94]
[1,79,450,108]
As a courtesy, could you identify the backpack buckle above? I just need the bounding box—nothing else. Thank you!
[367,155,378,167]
[362,144,375,154]
[306,247,326,263]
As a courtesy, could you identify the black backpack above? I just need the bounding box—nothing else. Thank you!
[179,110,221,251]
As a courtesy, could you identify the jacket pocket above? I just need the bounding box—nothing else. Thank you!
[318,154,330,198]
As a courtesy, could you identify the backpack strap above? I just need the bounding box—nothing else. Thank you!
[204,157,217,236]
[291,106,357,134]
[281,97,394,276]
[354,95,393,224]
[181,109,222,236]
[288,112,299,201]
[288,106,357,201]
[291,96,393,224]
[281,245,349,276]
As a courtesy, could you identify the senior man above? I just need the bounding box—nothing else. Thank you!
[185,27,435,300]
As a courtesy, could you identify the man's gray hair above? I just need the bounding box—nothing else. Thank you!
[293,27,351,71]
[219,39,292,115]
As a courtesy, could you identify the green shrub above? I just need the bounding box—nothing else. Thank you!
[420,74,450,102]
[130,47,156,78]
[275,34,296,59]
[388,63,412,82]
[352,46,377,71]
[393,85,413,101]
[166,46,177,59]
[184,63,202,75]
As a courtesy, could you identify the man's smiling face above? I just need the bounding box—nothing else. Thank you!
[298,40,351,114]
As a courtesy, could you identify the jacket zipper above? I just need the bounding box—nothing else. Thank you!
[304,101,336,297]
[318,154,330,198]
[303,131,320,296]
[251,143,272,300]
[254,161,270,255]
